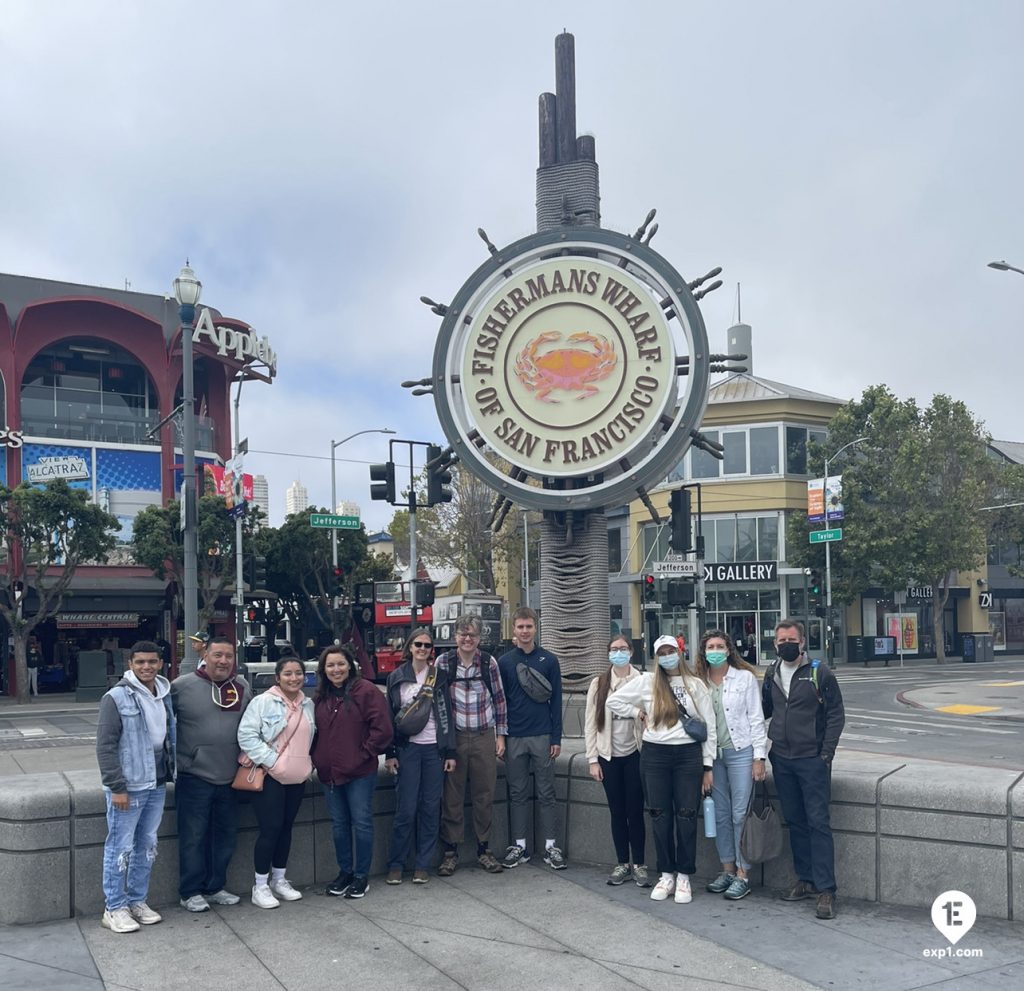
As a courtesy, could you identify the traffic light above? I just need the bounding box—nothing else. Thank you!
[425,444,453,506]
[643,574,657,603]
[253,554,267,588]
[331,566,344,595]
[667,579,696,607]
[246,604,265,624]
[809,568,823,597]
[668,488,692,553]
[369,461,396,503]
[246,605,258,623]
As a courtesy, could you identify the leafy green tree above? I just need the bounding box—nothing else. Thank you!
[0,480,119,703]
[985,462,1024,580]
[787,386,993,662]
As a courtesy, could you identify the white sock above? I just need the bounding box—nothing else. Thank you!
[677,873,689,883]
[271,867,286,882]
[660,872,674,884]
[255,872,270,888]
[516,838,526,850]
[546,839,556,851]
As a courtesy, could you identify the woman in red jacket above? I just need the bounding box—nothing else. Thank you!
[311,645,392,899]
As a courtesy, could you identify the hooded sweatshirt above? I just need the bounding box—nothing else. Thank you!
[172,670,252,785]
[96,673,175,793]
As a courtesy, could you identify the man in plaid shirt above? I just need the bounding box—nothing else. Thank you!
[436,614,508,876]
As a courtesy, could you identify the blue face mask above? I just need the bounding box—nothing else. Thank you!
[705,650,728,667]
[657,652,680,670]
[609,650,631,667]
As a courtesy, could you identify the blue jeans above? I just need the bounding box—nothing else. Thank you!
[175,772,240,899]
[323,772,377,878]
[711,745,754,871]
[102,787,166,911]
[388,743,445,871]
[770,753,836,892]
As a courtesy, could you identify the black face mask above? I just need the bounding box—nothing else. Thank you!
[777,642,802,663]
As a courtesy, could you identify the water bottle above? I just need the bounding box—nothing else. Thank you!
[703,795,716,838]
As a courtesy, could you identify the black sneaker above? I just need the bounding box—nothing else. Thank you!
[501,844,530,869]
[543,846,567,870]
[326,872,353,897]
[344,876,369,899]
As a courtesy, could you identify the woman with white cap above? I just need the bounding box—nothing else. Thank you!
[607,634,716,905]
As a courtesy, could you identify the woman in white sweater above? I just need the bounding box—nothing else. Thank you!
[696,630,767,901]
[584,636,648,887]
[607,635,716,904]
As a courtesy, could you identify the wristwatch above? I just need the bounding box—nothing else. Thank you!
[702,765,712,772]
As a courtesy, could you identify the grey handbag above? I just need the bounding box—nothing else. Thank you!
[739,780,784,863]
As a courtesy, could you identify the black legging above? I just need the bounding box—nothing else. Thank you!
[598,751,645,865]
[250,776,305,875]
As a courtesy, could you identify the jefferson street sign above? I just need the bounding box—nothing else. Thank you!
[809,528,842,544]
[653,559,699,576]
[310,514,361,530]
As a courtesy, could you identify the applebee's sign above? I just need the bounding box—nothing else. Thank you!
[192,309,277,376]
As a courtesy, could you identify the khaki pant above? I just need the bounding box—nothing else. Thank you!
[440,728,497,848]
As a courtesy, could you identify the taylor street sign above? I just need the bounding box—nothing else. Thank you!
[653,559,699,576]
[310,514,361,530]
[809,529,843,544]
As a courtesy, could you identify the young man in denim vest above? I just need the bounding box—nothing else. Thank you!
[96,641,176,933]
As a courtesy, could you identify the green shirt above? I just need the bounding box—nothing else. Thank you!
[710,682,733,751]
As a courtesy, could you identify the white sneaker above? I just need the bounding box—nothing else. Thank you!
[674,873,692,904]
[269,878,302,901]
[650,874,676,901]
[206,889,241,905]
[101,908,140,933]
[251,884,280,909]
[128,902,162,925]
[179,894,210,913]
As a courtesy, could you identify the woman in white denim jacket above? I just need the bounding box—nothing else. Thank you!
[695,630,767,901]
[237,656,315,909]
[584,635,648,887]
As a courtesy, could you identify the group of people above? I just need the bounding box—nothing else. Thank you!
[583,619,844,919]
[95,606,565,934]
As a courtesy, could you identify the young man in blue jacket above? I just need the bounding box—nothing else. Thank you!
[95,641,176,933]
[497,607,565,870]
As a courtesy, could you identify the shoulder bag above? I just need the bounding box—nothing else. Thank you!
[232,705,306,792]
[739,779,784,863]
[394,665,438,737]
[674,694,708,743]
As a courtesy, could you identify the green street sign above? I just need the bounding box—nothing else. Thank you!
[809,528,842,544]
[310,513,361,530]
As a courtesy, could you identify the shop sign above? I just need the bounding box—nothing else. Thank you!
[193,308,278,376]
[56,612,139,629]
[704,561,777,584]
[27,455,90,483]
[0,429,24,449]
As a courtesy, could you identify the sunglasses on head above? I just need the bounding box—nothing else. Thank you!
[412,642,434,650]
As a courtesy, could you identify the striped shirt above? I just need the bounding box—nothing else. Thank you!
[438,649,508,736]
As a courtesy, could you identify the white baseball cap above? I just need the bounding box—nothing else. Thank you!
[653,635,681,654]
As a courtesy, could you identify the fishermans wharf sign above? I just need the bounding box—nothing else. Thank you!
[432,228,712,511]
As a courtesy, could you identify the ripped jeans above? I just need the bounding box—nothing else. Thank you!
[102,787,166,911]
[639,741,702,875]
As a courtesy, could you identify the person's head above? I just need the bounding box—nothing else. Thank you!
[277,644,299,660]
[128,640,162,688]
[317,644,359,697]
[403,627,435,664]
[512,606,538,650]
[774,620,805,664]
[649,633,698,729]
[455,614,483,656]
[592,635,634,732]
[607,634,632,668]
[189,631,210,659]
[275,656,306,695]
[652,634,681,672]
[203,637,235,681]
[696,629,755,680]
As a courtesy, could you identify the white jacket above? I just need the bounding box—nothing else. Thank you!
[710,666,768,760]
[606,671,717,767]
[584,666,645,762]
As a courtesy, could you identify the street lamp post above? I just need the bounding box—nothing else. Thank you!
[330,429,395,568]
[173,263,202,671]
[821,435,867,668]
[988,260,1024,277]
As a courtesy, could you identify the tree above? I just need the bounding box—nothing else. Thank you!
[0,480,119,703]
[787,386,993,662]
[985,462,1024,580]
[132,494,260,632]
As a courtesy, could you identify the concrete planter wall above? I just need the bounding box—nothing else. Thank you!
[1,751,1021,925]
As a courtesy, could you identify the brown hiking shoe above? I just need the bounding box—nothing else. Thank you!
[782,880,818,901]
[385,869,403,885]
[477,850,503,874]
[437,853,458,877]
[412,870,429,884]
[815,891,837,919]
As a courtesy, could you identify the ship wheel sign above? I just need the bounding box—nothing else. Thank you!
[424,226,720,513]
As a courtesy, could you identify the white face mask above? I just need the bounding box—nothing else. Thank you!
[609,650,631,667]
[657,652,680,670]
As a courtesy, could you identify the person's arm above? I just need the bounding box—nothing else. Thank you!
[237,697,278,768]
[490,656,508,738]
[746,671,769,760]
[548,655,562,754]
[605,672,646,719]
[96,694,127,797]
[693,682,717,770]
[362,682,396,756]
[820,671,845,761]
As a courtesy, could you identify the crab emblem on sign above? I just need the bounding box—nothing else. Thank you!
[513,331,617,402]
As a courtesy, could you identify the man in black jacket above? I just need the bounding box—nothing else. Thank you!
[762,619,845,920]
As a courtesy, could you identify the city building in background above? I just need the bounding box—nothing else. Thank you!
[336,499,360,517]
[284,479,309,517]
[251,473,269,521]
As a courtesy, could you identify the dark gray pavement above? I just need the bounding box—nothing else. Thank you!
[2,864,1021,991]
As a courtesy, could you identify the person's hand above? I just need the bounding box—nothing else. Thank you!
[385,758,399,775]
[443,759,456,773]
[820,754,833,765]
[752,760,766,782]
[588,762,603,782]
[702,770,714,795]
[550,744,561,759]
[495,736,506,760]
[111,792,130,811]
[638,709,647,723]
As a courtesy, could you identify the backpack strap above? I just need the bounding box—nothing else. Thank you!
[809,659,825,705]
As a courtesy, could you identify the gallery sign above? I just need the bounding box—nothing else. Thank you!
[193,308,277,376]
[704,561,777,584]
[27,455,89,482]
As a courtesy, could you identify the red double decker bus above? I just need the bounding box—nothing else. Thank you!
[350,581,434,682]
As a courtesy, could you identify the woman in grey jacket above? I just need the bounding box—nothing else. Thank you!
[384,628,456,884]
[95,641,176,934]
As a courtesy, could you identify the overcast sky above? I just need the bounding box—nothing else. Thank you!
[2,1,1021,532]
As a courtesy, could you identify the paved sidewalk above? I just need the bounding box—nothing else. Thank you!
[2,864,1020,990]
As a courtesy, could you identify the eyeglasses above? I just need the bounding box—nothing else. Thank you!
[456,632,479,639]
[412,642,434,650]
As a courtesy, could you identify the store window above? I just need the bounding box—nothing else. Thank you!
[785,425,828,475]
[750,426,779,474]
[608,528,623,572]
[691,430,721,479]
